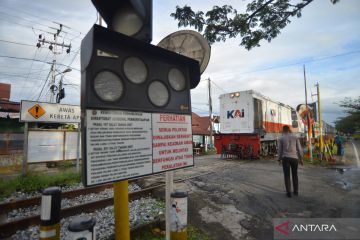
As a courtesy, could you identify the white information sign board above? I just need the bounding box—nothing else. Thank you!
[84,109,193,186]
[20,100,80,123]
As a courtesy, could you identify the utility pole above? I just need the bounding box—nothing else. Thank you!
[303,65,313,162]
[208,78,213,149]
[36,23,71,103]
[315,83,324,155]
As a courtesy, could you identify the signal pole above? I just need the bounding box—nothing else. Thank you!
[36,23,71,103]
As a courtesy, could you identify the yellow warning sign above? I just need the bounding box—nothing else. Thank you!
[28,104,45,119]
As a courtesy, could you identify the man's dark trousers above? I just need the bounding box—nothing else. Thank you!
[282,157,299,194]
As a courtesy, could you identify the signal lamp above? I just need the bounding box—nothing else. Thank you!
[91,0,152,43]
[93,71,124,102]
[123,57,148,84]
[168,68,186,91]
[148,81,169,107]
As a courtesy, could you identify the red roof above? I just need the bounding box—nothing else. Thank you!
[0,100,20,112]
[192,112,211,135]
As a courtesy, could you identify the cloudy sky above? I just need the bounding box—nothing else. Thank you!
[0,0,359,125]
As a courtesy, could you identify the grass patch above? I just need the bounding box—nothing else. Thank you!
[0,170,81,201]
[133,225,210,240]
[204,148,217,155]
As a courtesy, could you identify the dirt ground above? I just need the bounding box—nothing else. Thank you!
[172,141,360,240]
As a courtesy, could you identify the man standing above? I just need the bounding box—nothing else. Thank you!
[278,126,304,198]
[334,133,343,156]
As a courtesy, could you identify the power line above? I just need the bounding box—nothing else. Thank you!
[0,10,51,30]
[0,55,80,71]
[0,5,83,35]
[29,51,52,100]
[0,39,36,47]
[236,49,360,75]
[18,49,39,97]
[210,80,226,93]
[37,66,53,101]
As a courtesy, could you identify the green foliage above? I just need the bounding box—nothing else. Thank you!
[133,225,210,240]
[171,0,339,50]
[303,155,330,166]
[187,225,211,240]
[336,96,360,134]
[0,170,80,201]
[0,118,24,133]
[204,148,217,155]
[154,200,166,209]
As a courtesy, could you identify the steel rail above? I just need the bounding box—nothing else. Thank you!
[0,172,213,238]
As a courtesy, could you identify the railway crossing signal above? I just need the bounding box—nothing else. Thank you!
[81,24,200,114]
[83,2,201,240]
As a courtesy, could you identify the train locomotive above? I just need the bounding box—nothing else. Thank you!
[214,90,305,158]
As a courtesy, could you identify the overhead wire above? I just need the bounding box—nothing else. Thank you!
[0,55,80,71]
[0,39,36,47]
[0,4,83,35]
[37,67,53,101]
[29,51,52,100]
[17,49,39,98]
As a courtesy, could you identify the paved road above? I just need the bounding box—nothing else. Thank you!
[173,142,360,240]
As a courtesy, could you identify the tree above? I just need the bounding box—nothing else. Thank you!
[335,96,360,134]
[338,97,360,115]
[171,0,340,50]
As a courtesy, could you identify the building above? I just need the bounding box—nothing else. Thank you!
[0,83,20,119]
[191,112,212,152]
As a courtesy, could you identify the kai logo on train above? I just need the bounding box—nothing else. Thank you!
[227,109,245,119]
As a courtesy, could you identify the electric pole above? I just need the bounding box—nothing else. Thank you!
[36,23,71,103]
[208,78,213,148]
[315,83,324,154]
[303,65,313,162]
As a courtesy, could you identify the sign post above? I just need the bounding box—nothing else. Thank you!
[22,122,28,176]
[76,123,81,172]
[114,180,130,239]
[165,171,174,240]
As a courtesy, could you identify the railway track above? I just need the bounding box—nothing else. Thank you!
[0,172,213,238]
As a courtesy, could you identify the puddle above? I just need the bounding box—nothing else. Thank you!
[328,167,351,174]
[334,180,353,190]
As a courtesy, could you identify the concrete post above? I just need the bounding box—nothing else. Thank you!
[40,187,61,240]
[170,191,188,240]
[68,216,96,240]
